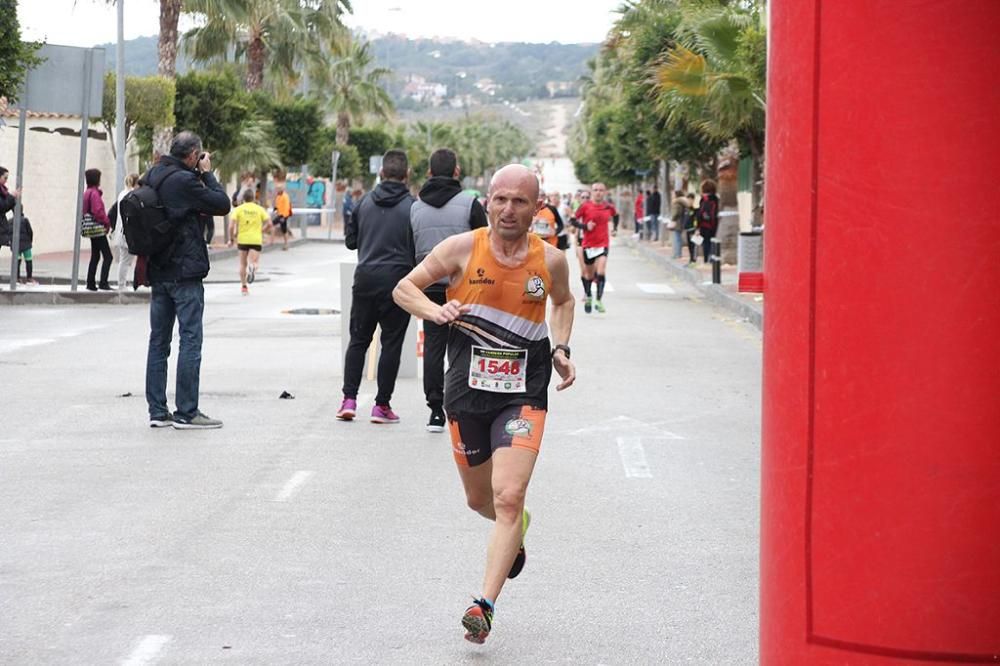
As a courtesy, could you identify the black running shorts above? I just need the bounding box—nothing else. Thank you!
[237,243,262,252]
[448,404,547,467]
[582,246,609,265]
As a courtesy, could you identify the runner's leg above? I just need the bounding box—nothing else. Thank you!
[482,446,538,602]
[239,250,248,287]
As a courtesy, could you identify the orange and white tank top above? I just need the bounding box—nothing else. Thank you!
[444,228,553,414]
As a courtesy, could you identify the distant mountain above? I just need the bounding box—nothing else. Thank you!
[102,34,597,105]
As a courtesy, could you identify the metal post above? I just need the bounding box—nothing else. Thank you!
[115,0,126,195]
[8,106,28,291]
[70,49,95,291]
[327,150,340,240]
[711,237,722,285]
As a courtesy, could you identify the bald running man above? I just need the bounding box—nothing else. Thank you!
[393,164,576,645]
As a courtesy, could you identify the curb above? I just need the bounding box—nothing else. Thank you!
[0,290,150,306]
[623,237,763,330]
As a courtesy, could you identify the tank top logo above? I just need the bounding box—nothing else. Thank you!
[524,275,546,300]
[469,266,496,286]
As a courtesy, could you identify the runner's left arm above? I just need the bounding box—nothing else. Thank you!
[545,246,576,391]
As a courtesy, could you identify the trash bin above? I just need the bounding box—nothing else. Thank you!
[737,230,763,293]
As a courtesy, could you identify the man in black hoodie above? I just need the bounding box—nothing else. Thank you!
[337,149,416,424]
[410,148,488,432]
[144,131,232,430]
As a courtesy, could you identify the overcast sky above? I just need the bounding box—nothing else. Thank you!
[18,0,621,48]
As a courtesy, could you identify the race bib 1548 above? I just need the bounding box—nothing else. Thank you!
[468,346,528,393]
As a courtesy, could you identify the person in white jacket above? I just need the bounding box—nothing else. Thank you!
[110,174,140,291]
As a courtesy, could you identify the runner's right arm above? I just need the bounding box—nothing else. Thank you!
[393,233,473,324]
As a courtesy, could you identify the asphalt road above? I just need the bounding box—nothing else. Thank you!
[0,239,762,665]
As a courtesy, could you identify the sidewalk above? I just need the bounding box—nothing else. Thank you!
[622,232,764,330]
[0,237,336,305]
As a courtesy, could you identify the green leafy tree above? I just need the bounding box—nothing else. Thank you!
[183,0,351,92]
[308,129,359,181]
[98,74,175,159]
[173,69,251,155]
[347,126,392,166]
[267,96,322,166]
[0,0,43,102]
[214,117,281,184]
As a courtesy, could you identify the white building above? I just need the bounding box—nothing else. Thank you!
[1,109,135,255]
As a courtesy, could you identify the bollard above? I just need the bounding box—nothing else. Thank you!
[737,230,764,292]
[710,237,722,284]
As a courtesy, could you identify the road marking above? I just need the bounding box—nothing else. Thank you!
[637,282,675,295]
[121,634,171,665]
[565,415,685,439]
[274,471,315,502]
[617,437,652,478]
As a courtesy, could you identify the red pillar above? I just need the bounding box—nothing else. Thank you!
[761,2,1000,663]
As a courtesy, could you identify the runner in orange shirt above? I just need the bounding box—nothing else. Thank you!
[393,164,576,645]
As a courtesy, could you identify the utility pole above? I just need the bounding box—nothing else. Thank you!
[115,0,126,194]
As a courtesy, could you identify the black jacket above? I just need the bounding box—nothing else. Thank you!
[418,176,488,228]
[646,191,662,216]
[0,215,32,253]
[345,179,415,292]
[144,156,230,283]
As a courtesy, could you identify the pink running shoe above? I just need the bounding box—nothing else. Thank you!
[336,398,357,421]
[370,404,400,424]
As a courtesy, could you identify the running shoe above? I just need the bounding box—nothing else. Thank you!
[336,398,357,421]
[508,508,531,579]
[583,297,592,314]
[461,598,494,644]
[371,404,400,424]
[173,412,223,429]
[427,407,446,433]
[241,285,249,296]
[149,414,174,428]
[594,300,606,313]
[247,264,256,284]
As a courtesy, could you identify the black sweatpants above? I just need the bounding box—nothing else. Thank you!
[700,227,717,263]
[422,289,448,409]
[87,235,112,288]
[342,287,411,406]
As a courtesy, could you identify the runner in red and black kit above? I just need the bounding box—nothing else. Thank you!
[571,182,618,313]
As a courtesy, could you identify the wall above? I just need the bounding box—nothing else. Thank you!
[0,114,136,255]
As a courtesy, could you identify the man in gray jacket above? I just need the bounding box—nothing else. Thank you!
[409,148,488,432]
[337,149,416,424]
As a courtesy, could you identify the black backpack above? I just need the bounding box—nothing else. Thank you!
[696,195,718,229]
[120,167,182,256]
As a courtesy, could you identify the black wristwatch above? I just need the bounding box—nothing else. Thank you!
[551,344,571,360]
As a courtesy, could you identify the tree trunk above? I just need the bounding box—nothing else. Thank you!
[246,34,265,91]
[153,0,182,158]
[336,112,350,147]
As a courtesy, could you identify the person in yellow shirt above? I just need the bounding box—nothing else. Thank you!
[228,189,271,295]
[271,182,293,250]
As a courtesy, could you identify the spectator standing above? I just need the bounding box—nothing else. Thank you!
[109,173,141,291]
[695,179,720,263]
[646,184,662,242]
[336,150,416,424]
[410,148,488,432]
[0,207,35,284]
[683,192,698,264]
[633,189,644,238]
[668,190,690,260]
[0,166,20,218]
[271,182,293,250]
[144,131,231,429]
[83,168,113,291]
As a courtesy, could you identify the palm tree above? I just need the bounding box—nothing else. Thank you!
[652,3,766,164]
[312,39,394,145]
[183,0,350,92]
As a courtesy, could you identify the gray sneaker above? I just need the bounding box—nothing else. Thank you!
[150,414,174,428]
[172,412,223,430]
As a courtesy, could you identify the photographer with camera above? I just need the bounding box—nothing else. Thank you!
[143,131,231,430]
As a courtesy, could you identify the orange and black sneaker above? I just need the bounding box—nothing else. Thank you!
[461,597,494,644]
[507,508,531,579]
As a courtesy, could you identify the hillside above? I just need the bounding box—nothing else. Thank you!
[102,34,597,107]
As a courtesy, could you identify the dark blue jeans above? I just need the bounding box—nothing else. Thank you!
[146,280,205,420]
